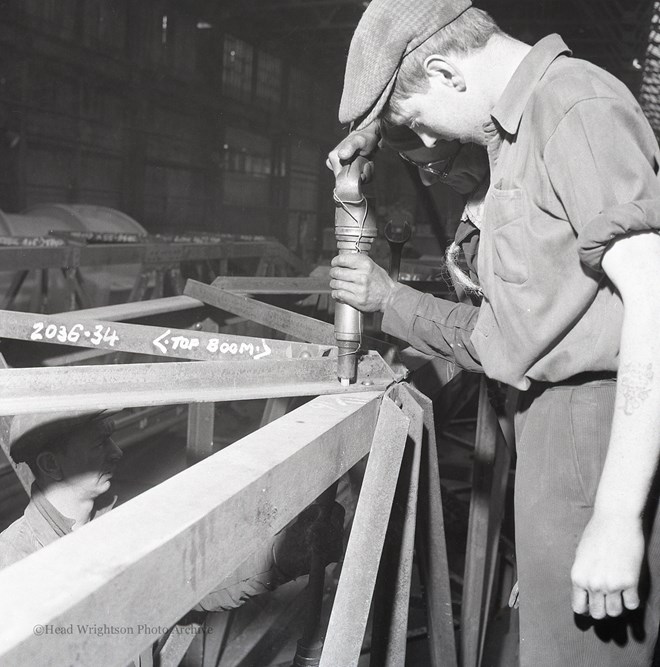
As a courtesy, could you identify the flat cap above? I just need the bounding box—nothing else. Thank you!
[339,0,472,130]
[10,411,115,464]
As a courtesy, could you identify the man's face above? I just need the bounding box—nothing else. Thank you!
[401,141,489,194]
[387,71,489,147]
[56,428,123,500]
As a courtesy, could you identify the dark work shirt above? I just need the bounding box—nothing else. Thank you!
[0,484,115,569]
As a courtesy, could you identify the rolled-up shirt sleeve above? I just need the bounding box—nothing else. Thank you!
[578,199,660,271]
[543,96,660,271]
[381,284,482,372]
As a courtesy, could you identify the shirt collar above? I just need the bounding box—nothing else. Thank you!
[26,484,117,546]
[26,483,75,544]
[491,34,572,136]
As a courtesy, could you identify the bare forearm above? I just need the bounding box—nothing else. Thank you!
[594,302,660,519]
[571,232,660,617]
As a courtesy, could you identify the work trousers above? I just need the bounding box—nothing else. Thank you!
[514,379,660,667]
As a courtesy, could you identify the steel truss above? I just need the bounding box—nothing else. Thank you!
[0,275,510,667]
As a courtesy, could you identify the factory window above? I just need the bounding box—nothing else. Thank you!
[223,128,272,207]
[287,139,320,257]
[255,52,282,108]
[288,67,313,124]
[79,85,125,154]
[223,35,254,103]
[289,139,319,212]
[23,0,76,40]
[27,68,77,117]
[641,2,660,137]
[79,153,122,207]
[222,128,271,177]
[144,165,207,231]
[148,10,198,76]
[172,13,198,76]
[147,107,200,166]
[83,0,128,52]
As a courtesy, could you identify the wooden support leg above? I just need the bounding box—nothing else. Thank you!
[1,270,29,310]
[29,269,48,313]
[187,403,216,466]
[370,385,424,667]
[152,269,166,300]
[407,384,458,667]
[186,319,219,466]
[320,395,410,667]
[259,397,292,428]
[128,270,150,303]
[169,267,186,295]
[61,268,92,311]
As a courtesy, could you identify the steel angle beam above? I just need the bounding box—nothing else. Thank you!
[212,276,330,294]
[0,240,288,272]
[370,386,424,667]
[0,392,381,667]
[56,296,204,322]
[0,355,395,415]
[0,309,334,362]
[405,385,458,667]
[185,280,336,345]
[186,280,400,366]
[320,395,410,667]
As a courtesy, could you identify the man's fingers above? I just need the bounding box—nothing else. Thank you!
[337,134,367,159]
[604,592,623,617]
[622,587,640,611]
[331,289,358,306]
[588,591,606,619]
[331,253,371,270]
[571,586,588,615]
[329,267,367,284]
[572,585,640,618]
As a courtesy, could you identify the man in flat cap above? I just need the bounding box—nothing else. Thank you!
[0,411,122,568]
[0,412,344,613]
[328,1,660,665]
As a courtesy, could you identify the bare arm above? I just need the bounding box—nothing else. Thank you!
[571,231,660,618]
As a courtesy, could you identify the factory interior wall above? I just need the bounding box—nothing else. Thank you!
[0,1,341,262]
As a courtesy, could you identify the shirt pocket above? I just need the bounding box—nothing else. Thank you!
[489,187,529,285]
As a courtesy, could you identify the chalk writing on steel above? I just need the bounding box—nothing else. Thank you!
[30,323,119,347]
[151,330,272,360]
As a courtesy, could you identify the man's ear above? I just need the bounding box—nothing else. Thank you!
[423,55,467,92]
[35,451,64,481]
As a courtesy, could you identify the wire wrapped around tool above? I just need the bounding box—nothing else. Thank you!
[333,158,378,385]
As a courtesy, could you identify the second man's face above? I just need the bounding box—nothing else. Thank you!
[58,430,123,499]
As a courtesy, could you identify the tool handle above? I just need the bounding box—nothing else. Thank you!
[388,246,403,282]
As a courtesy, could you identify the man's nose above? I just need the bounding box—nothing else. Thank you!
[416,132,437,149]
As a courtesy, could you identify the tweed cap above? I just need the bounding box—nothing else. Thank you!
[10,410,116,464]
[339,0,472,130]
